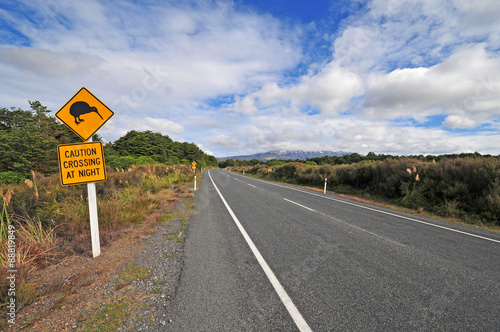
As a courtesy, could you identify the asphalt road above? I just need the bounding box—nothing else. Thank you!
[165,169,500,331]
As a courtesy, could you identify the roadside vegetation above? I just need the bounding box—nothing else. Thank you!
[0,101,214,325]
[227,155,500,228]
[0,165,194,315]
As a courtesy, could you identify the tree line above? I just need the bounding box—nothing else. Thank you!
[106,130,218,169]
[218,151,498,168]
[0,101,217,183]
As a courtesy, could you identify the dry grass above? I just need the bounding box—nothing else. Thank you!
[0,164,194,318]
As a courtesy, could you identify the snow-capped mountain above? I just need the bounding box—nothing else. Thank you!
[217,150,350,161]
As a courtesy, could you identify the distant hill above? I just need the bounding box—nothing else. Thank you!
[217,150,350,161]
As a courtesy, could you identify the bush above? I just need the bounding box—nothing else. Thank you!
[0,171,25,184]
[135,156,159,165]
[107,155,136,169]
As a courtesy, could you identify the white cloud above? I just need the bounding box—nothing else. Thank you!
[230,63,364,116]
[333,0,500,72]
[362,45,500,126]
[131,117,184,135]
[442,115,477,129]
[0,0,301,112]
[232,95,259,115]
[206,135,240,150]
[0,48,105,76]
[282,63,364,115]
[208,113,500,157]
[454,0,500,47]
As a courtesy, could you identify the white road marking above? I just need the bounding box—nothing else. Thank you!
[284,198,316,212]
[248,184,256,188]
[208,171,312,332]
[283,198,404,246]
[226,171,500,244]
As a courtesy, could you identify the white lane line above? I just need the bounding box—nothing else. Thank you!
[230,172,500,245]
[208,171,312,332]
[248,184,256,188]
[284,198,316,212]
[283,197,404,246]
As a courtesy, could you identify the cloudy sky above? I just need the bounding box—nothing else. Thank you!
[1,0,499,157]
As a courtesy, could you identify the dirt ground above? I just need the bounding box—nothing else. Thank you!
[3,184,195,331]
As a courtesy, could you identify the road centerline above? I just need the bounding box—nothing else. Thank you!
[284,198,316,212]
[208,170,312,332]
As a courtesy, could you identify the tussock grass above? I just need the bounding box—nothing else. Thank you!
[0,164,194,315]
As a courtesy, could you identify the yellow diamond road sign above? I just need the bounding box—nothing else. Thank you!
[56,87,114,141]
[57,141,107,186]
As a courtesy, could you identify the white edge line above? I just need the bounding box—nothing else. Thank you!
[248,184,256,188]
[208,171,312,332]
[284,198,316,212]
[228,171,500,244]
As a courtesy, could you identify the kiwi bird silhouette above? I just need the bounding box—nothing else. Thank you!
[70,101,103,125]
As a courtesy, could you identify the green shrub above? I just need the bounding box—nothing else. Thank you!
[107,155,136,169]
[0,171,25,184]
[135,156,158,165]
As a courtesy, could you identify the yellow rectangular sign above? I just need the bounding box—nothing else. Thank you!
[57,141,107,186]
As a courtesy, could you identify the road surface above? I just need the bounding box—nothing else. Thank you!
[165,169,500,331]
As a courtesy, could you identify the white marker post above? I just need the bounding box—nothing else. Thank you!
[194,175,197,191]
[324,178,328,194]
[87,137,101,257]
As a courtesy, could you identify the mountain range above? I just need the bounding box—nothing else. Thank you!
[217,150,350,161]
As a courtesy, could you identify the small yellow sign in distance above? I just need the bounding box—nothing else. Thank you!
[56,87,114,142]
[57,141,107,186]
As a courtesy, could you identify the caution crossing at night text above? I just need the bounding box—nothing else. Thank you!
[57,141,107,186]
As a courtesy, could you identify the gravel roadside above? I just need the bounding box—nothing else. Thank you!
[121,191,194,331]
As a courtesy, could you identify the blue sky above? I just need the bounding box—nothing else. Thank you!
[0,0,499,157]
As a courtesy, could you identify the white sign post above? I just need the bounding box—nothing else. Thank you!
[324,178,328,194]
[87,183,101,257]
[87,137,101,257]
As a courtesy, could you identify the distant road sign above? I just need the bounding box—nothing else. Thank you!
[57,141,107,186]
[192,161,197,169]
[56,87,114,141]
